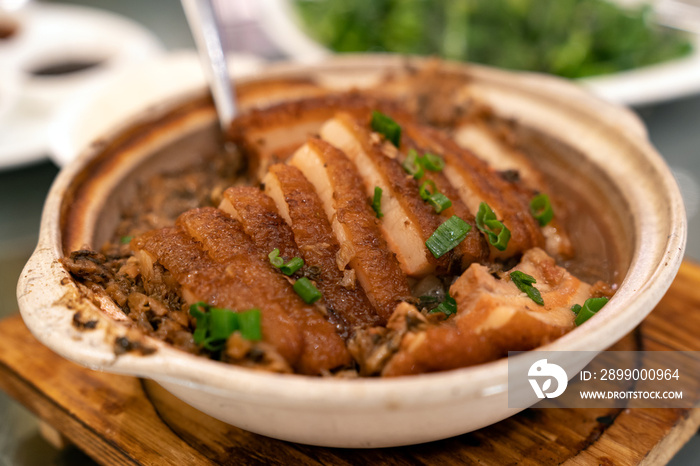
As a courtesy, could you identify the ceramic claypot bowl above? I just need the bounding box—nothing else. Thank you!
[17,55,686,448]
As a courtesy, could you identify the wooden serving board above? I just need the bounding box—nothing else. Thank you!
[2,262,700,465]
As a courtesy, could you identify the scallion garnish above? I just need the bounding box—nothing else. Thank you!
[280,257,304,275]
[371,186,384,218]
[293,277,322,304]
[509,270,544,306]
[120,235,133,244]
[268,248,284,268]
[189,302,262,352]
[419,180,453,214]
[269,248,304,275]
[425,215,471,258]
[475,202,511,251]
[370,110,401,147]
[419,179,437,200]
[402,149,424,179]
[421,152,445,171]
[530,193,554,226]
[573,297,609,326]
[430,292,457,316]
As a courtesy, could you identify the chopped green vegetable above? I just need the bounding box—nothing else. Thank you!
[120,235,133,244]
[280,257,304,275]
[293,277,322,304]
[530,193,554,226]
[419,180,452,213]
[425,215,471,258]
[402,149,424,180]
[430,292,457,316]
[509,270,544,306]
[573,297,609,326]
[269,248,305,276]
[475,202,511,251]
[421,152,445,171]
[370,110,401,147]
[371,186,384,218]
[427,193,452,214]
[268,248,284,268]
[189,302,262,352]
[295,0,694,79]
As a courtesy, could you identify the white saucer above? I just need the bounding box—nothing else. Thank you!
[0,3,164,170]
[49,51,263,167]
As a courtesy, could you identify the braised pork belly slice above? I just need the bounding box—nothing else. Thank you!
[370,248,589,376]
[264,164,383,330]
[400,122,545,260]
[219,186,301,262]
[229,93,405,182]
[453,119,573,259]
[290,137,412,322]
[176,207,351,375]
[397,132,490,270]
[319,113,451,276]
[132,226,300,373]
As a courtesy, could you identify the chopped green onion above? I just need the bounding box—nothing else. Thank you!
[280,257,304,276]
[293,277,322,304]
[238,309,262,341]
[509,270,544,306]
[530,193,554,226]
[419,180,452,214]
[475,202,511,251]
[421,152,445,171]
[120,235,133,244]
[268,248,284,268]
[571,304,582,315]
[427,193,452,214]
[188,303,263,351]
[574,297,609,326]
[419,180,437,200]
[403,149,425,179]
[370,110,401,147]
[269,248,304,276]
[371,186,384,218]
[425,215,472,258]
[430,292,457,316]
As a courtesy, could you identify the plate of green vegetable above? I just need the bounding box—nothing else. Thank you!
[258,0,700,106]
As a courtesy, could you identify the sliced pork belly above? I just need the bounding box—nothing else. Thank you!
[176,207,351,375]
[454,119,573,258]
[401,122,545,259]
[264,164,383,330]
[398,134,490,270]
[132,226,302,371]
[381,248,588,376]
[219,186,300,262]
[319,113,450,276]
[229,93,403,182]
[290,137,412,321]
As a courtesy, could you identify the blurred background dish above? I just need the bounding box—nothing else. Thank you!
[0,2,164,170]
[258,0,700,106]
[48,50,262,167]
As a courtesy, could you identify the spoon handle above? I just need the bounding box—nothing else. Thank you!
[181,0,237,130]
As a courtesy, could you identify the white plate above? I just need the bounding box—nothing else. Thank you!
[0,3,164,170]
[257,0,700,107]
[49,51,264,167]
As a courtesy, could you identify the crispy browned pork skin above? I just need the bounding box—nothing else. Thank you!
[263,164,383,330]
[367,248,594,376]
[291,137,413,322]
[174,207,351,375]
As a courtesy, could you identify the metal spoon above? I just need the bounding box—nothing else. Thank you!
[181,0,237,130]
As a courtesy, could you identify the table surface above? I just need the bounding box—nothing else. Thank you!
[1,0,699,465]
